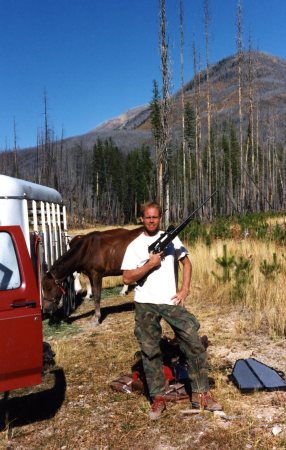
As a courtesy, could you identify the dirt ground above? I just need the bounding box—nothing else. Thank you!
[1,287,286,450]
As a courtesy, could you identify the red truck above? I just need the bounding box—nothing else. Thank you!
[0,175,73,396]
[0,225,43,393]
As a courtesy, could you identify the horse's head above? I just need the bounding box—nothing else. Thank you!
[42,271,64,315]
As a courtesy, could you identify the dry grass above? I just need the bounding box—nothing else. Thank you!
[190,238,286,336]
[1,291,286,450]
[1,235,286,449]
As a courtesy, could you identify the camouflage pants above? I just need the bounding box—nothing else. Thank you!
[134,302,210,398]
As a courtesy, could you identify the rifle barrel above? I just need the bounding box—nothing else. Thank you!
[172,191,217,235]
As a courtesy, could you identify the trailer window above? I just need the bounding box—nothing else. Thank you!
[0,232,21,290]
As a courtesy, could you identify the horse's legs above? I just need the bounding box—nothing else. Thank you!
[73,272,82,294]
[90,273,103,326]
[119,284,129,296]
[86,278,93,298]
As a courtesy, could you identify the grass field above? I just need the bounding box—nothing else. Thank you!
[1,231,286,449]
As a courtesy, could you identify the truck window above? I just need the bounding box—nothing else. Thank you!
[0,231,21,290]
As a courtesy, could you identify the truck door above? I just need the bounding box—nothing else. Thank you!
[0,226,43,392]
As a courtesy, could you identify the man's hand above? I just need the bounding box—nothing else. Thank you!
[148,251,163,269]
[171,288,189,305]
[122,251,163,285]
[171,255,191,306]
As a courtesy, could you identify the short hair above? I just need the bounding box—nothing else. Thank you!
[140,201,162,217]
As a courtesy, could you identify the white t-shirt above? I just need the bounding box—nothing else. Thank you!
[121,231,188,305]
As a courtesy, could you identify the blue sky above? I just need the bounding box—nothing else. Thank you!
[0,0,285,149]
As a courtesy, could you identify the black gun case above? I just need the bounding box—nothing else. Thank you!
[230,358,286,393]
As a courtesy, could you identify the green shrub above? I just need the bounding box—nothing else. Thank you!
[185,220,202,245]
[259,253,281,279]
[237,212,269,239]
[210,217,232,239]
[212,244,235,283]
[212,245,253,301]
[232,256,253,300]
[271,223,286,244]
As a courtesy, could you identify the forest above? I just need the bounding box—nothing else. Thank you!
[0,1,285,227]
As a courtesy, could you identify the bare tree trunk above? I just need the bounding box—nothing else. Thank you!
[13,117,19,177]
[236,1,244,211]
[179,0,188,217]
[159,0,171,227]
[192,38,202,206]
[228,133,234,215]
[265,113,272,211]
[255,97,261,210]
[204,0,212,211]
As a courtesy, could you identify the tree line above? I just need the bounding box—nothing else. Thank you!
[0,79,284,228]
[0,0,285,226]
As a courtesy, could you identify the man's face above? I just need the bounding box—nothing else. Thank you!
[142,206,161,236]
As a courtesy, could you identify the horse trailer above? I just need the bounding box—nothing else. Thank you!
[0,174,76,315]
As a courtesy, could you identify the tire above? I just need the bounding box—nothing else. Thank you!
[69,275,76,311]
[62,275,76,317]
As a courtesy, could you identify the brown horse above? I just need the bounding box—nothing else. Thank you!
[42,227,144,325]
[69,234,131,298]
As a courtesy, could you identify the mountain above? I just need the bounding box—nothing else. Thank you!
[3,51,285,224]
[56,51,286,153]
[3,51,286,167]
[60,104,153,153]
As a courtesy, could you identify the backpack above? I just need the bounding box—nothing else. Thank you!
[110,334,209,401]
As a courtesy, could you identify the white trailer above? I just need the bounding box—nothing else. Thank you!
[0,174,75,315]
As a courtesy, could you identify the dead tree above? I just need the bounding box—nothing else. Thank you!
[192,37,202,206]
[158,0,171,227]
[179,0,188,217]
[204,0,212,212]
[236,0,244,210]
[13,117,19,178]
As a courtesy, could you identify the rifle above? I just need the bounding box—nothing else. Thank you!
[137,191,216,286]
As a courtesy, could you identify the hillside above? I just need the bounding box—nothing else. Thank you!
[58,51,286,152]
[17,51,286,156]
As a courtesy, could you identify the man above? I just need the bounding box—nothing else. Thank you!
[121,201,222,420]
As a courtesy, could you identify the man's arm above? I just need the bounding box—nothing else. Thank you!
[172,255,192,305]
[122,252,162,285]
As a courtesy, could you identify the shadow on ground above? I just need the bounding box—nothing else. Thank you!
[0,368,66,431]
[99,300,134,322]
[66,299,135,324]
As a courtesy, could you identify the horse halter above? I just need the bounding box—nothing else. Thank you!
[42,286,65,304]
[43,271,66,304]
